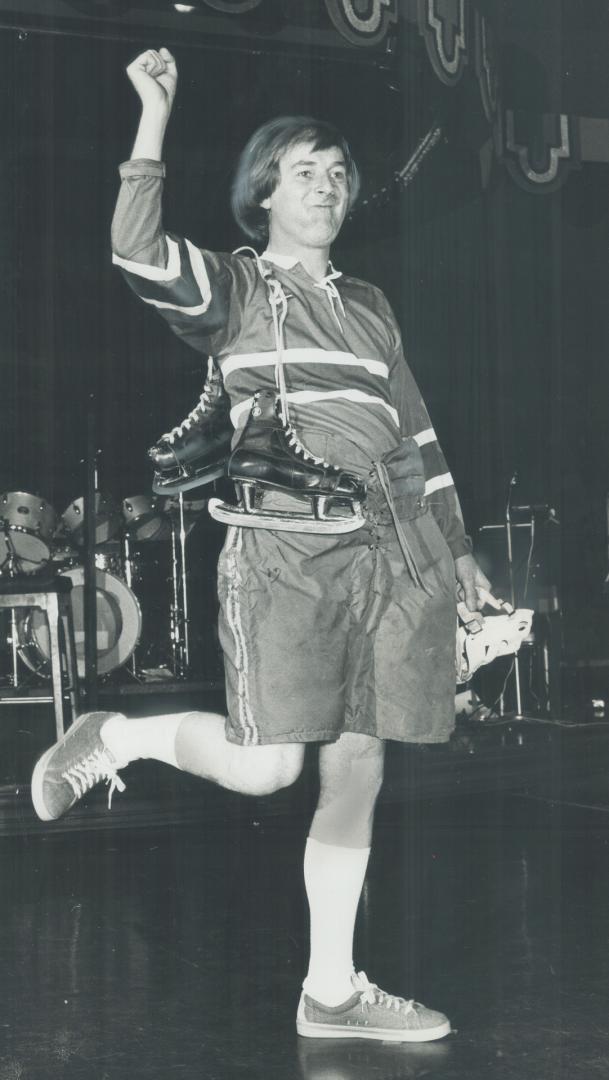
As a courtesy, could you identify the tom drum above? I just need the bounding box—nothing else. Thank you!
[0,491,56,573]
[60,492,121,546]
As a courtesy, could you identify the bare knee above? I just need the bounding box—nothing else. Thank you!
[236,743,305,796]
[319,734,385,806]
[311,736,385,847]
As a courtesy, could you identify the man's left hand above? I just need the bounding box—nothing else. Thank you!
[454,553,502,626]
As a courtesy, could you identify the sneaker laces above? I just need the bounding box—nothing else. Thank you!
[162,384,212,444]
[353,972,416,1015]
[61,748,126,810]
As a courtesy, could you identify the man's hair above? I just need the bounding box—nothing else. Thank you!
[231,115,361,242]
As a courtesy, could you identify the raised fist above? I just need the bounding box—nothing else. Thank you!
[126,47,178,115]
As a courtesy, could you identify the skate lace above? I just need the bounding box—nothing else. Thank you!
[354,972,415,1015]
[61,749,126,810]
[242,246,338,465]
[162,385,212,444]
[284,423,334,470]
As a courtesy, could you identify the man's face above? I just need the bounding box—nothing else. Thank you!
[261,141,350,254]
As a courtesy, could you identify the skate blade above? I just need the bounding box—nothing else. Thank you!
[208,498,365,535]
[152,465,225,495]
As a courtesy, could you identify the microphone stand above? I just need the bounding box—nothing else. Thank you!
[505,473,524,718]
[169,502,190,680]
[179,493,190,674]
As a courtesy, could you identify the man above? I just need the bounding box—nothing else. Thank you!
[31,47,495,1041]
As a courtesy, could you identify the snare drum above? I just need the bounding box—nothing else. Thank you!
[17,566,141,678]
[122,495,167,542]
[60,492,121,546]
[0,492,56,572]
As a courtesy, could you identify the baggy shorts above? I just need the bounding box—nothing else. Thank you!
[217,495,457,746]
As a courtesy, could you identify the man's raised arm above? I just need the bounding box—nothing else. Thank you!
[127,47,177,162]
[111,47,177,266]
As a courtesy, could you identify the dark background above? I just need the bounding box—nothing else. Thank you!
[1,0,608,674]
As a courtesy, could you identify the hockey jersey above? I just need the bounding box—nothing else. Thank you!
[111,158,471,560]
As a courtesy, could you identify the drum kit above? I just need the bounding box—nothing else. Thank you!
[0,488,207,685]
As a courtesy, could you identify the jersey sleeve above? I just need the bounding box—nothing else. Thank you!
[110,159,251,357]
[382,296,472,561]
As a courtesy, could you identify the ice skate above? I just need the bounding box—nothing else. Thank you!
[148,364,232,495]
[456,601,534,682]
[208,389,366,534]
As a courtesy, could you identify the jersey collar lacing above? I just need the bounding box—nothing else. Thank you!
[261,250,346,330]
[234,247,346,425]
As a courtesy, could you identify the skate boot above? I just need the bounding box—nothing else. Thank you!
[456,600,534,682]
[148,365,232,495]
[208,389,366,534]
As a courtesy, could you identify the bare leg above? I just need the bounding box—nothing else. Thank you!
[312,731,385,848]
[101,710,305,796]
[175,711,304,795]
[32,707,304,821]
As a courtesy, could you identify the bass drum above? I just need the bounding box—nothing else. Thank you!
[17,567,141,679]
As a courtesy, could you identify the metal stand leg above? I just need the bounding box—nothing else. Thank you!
[179,493,190,673]
[46,593,66,741]
[505,483,527,718]
[60,598,80,723]
[170,519,180,677]
[9,606,19,688]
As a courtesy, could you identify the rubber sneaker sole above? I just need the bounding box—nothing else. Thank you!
[296,995,451,1043]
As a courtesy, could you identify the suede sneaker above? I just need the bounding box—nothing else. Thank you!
[296,972,451,1042]
[31,711,127,821]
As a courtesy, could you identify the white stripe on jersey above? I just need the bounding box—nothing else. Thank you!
[112,235,182,281]
[113,238,212,316]
[231,389,400,429]
[221,349,389,381]
[425,472,454,495]
[413,427,437,447]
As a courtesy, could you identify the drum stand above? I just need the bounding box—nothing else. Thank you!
[479,496,536,718]
[170,494,190,680]
[504,499,527,718]
[1,523,26,688]
[122,533,141,681]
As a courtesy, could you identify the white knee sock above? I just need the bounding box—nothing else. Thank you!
[303,836,371,1006]
[100,712,189,770]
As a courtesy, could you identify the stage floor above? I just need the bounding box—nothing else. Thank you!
[1,703,609,1078]
[2,788,609,1078]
